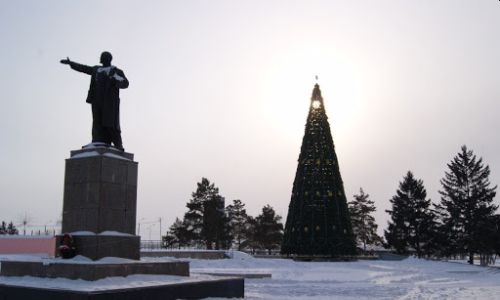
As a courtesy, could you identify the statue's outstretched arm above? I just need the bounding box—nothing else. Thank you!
[60,57,93,75]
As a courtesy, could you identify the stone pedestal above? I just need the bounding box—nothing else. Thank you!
[0,144,246,299]
[0,276,244,299]
[56,234,140,260]
[61,145,140,260]
[1,260,189,281]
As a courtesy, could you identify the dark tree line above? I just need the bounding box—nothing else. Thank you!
[385,146,499,265]
[163,178,284,253]
[161,146,498,264]
[0,221,18,235]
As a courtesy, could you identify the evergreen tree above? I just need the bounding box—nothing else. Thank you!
[164,218,189,249]
[226,199,248,250]
[0,221,6,234]
[255,205,284,254]
[490,215,500,260]
[348,188,382,252]
[183,178,218,247]
[161,231,178,249]
[384,171,437,257]
[202,194,232,249]
[7,222,18,235]
[243,215,259,253]
[218,213,233,249]
[282,84,356,256]
[474,214,499,266]
[182,178,232,249]
[435,146,497,264]
[162,233,176,249]
[0,221,18,235]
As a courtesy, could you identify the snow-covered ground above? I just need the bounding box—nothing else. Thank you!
[2,252,500,299]
[184,252,500,299]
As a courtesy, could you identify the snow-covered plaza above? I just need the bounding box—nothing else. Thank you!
[2,252,500,299]
[187,253,500,299]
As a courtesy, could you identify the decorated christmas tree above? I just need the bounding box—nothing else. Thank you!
[281,83,356,256]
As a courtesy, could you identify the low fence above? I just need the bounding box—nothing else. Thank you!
[141,250,228,260]
[141,240,163,250]
[140,240,213,251]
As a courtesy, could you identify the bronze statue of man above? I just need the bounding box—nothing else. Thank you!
[61,51,129,151]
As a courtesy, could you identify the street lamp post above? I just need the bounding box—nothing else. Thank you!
[137,217,146,236]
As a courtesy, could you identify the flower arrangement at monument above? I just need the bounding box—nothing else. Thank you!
[58,233,76,259]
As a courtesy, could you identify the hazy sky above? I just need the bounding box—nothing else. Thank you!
[1,1,500,239]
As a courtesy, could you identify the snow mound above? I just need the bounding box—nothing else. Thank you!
[99,231,134,236]
[98,257,137,264]
[226,250,255,260]
[71,151,100,159]
[66,255,92,262]
[70,231,95,236]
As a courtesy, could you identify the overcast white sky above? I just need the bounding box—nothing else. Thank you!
[1,1,500,239]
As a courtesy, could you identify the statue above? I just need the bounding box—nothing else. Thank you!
[61,51,129,151]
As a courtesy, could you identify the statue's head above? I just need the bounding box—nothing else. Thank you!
[100,51,113,66]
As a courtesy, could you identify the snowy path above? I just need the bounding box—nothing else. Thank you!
[186,253,500,299]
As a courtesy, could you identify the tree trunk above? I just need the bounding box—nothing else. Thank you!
[468,252,474,264]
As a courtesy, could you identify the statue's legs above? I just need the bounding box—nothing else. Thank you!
[91,104,124,151]
[91,104,109,144]
[107,127,124,151]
